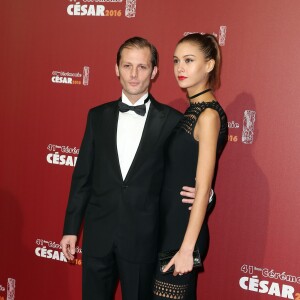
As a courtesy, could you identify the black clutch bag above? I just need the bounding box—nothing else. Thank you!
[158,248,202,274]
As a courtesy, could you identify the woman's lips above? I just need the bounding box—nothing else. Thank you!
[178,76,187,81]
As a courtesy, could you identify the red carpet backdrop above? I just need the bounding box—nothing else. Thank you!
[1,0,300,299]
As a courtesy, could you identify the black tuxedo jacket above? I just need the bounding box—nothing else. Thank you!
[63,95,182,263]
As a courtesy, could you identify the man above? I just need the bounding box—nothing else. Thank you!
[60,37,205,300]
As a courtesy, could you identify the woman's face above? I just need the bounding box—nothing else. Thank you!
[173,42,214,94]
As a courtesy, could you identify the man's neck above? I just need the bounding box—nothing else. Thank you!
[122,91,149,105]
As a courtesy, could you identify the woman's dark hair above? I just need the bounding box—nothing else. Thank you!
[177,33,221,90]
[117,36,158,69]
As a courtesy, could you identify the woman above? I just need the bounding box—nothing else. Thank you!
[153,33,227,299]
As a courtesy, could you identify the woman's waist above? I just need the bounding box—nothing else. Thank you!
[160,187,185,208]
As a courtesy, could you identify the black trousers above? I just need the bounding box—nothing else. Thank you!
[82,247,156,300]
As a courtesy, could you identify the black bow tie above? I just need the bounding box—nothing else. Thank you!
[118,97,150,116]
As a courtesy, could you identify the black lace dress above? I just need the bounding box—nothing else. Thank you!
[153,100,227,299]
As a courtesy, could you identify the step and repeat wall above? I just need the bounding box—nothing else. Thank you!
[1,0,300,299]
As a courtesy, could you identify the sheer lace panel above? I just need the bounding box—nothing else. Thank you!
[153,279,188,299]
[178,100,227,138]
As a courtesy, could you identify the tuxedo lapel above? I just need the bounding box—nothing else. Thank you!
[124,97,166,182]
[103,100,123,181]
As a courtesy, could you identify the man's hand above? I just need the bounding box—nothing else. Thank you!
[60,235,77,261]
[181,187,214,210]
[180,186,196,210]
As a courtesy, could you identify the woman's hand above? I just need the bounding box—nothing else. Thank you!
[163,248,194,276]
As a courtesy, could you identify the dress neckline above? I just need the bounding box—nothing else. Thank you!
[190,99,217,106]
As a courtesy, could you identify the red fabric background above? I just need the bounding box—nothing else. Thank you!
[1,0,300,299]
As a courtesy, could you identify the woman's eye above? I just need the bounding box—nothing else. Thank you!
[173,59,179,64]
[185,58,193,63]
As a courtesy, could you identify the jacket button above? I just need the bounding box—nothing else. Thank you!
[123,185,129,189]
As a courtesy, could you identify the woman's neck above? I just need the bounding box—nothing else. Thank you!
[188,87,213,103]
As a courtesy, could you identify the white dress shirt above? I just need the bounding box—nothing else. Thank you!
[117,92,151,180]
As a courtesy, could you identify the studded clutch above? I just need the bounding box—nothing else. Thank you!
[158,247,202,274]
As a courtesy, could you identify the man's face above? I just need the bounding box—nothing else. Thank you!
[115,47,158,104]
